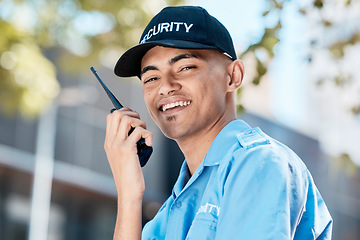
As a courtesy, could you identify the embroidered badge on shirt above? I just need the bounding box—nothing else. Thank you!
[196,202,221,217]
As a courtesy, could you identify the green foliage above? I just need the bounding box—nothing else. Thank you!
[240,21,281,87]
[351,103,360,115]
[0,20,59,118]
[0,0,184,118]
[333,153,358,176]
[328,32,360,59]
[313,0,324,8]
[240,0,359,109]
[239,0,360,169]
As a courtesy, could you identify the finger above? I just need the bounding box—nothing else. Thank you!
[108,110,141,135]
[142,131,153,147]
[117,115,147,140]
[105,113,116,145]
[112,108,141,120]
[116,107,137,115]
[126,126,153,147]
[105,110,135,145]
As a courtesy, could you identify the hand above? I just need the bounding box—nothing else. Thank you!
[104,108,153,201]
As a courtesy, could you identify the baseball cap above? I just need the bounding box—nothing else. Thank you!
[114,6,237,78]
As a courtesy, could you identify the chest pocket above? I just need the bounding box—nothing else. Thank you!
[185,178,221,240]
[185,211,218,240]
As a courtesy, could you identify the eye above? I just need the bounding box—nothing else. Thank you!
[180,65,196,72]
[143,77,159,84]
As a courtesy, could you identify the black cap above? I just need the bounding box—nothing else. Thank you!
[114,6,237,78]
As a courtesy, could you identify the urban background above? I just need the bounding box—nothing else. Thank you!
[0,0,359,239]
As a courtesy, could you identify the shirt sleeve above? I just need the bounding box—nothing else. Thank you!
[293,171,333,240]
[215,143,332,239]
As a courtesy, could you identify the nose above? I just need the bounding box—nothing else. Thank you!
[158,74,181,95]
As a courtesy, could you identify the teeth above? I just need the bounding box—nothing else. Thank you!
[162,101,191,112]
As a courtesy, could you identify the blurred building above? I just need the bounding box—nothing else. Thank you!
[0,67,359,240]
[0,68,184,240]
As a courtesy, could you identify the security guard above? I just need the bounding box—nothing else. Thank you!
[105,6,333,239]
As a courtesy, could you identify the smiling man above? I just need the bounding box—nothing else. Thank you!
[104,6,332,240]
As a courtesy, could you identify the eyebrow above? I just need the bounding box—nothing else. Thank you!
[169,53,198,65]
[140,65,158,78]
[140,53,198,78]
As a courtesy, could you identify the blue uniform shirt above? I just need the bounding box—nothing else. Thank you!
[142,120,333,239]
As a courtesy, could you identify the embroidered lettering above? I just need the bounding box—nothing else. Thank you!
[196,203,221,217]
[140,22,194,44]
[161,22,170,32]
[153,24,161,36]
[184,23,193,33]
[169,22,173,31]
[147,29,153,40]
[173,22,183,31]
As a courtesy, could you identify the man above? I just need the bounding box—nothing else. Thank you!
[104,6,333,239]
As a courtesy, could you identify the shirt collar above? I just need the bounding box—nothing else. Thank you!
[172,161,190,198]
[203,119,251,166]
[172,119,251,198]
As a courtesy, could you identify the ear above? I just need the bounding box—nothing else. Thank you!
[227,60,244,92]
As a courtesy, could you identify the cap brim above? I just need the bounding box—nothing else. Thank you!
[114,40,217,78]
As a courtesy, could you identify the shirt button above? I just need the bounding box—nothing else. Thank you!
[175,201,182,208]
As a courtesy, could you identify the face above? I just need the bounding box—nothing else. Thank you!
[140,46,234,142]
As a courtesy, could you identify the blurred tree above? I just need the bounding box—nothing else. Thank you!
[0,20,59,118]
[242,0,360,113]
[240,0,360,169]
[0,0,184,118]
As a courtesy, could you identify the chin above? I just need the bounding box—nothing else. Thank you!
[158,125,185,141]
[160,129,181,140]
[153,115,189,140]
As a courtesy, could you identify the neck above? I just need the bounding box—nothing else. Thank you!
[176,114,236,175]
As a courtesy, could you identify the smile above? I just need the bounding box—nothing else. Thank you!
[161,100,191,112]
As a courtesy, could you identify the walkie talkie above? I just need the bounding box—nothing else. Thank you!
[90,67,152,167]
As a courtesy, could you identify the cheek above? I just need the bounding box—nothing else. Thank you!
[200,75,226,98]
[142,87,152,101]
[143,91,155,114]
[200,82,227,113]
